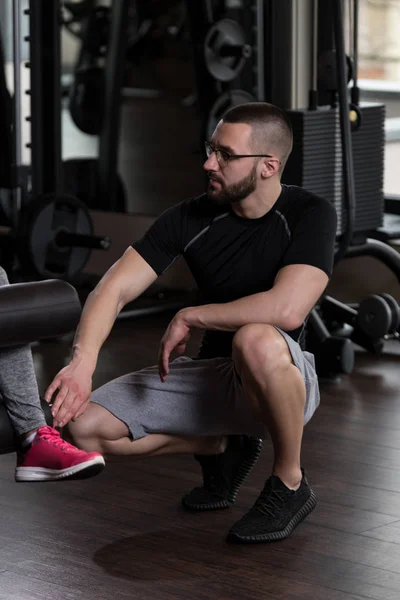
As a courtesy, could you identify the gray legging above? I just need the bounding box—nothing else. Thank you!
[0,267,46,436]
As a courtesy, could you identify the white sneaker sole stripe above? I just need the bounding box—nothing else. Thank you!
[14,456,105,482]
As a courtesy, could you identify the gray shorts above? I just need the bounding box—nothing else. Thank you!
[91,328,320,440]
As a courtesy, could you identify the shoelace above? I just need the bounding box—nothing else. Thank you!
[253,484,291,517]
[37,427,76,453]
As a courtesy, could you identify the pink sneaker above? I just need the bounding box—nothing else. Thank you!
[15,426,105,482]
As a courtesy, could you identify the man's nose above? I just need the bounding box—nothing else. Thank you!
[203,152,219,171]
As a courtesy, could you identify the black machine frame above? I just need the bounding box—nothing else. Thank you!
[29,0,130,210]
[0,0,121,282]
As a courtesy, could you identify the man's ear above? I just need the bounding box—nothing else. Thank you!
[261,157,279,179]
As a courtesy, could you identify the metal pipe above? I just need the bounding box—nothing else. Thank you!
[332,0,356,263]
[351,0,359,104]
[55,230,111,250]
[11,0,22,224]
[12,0,22,171]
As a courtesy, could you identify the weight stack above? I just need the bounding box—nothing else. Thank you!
[282,102,385,238]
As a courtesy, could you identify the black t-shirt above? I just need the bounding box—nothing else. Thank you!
[132,184,337,358]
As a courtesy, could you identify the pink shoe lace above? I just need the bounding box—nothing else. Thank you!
[36,426,81,454]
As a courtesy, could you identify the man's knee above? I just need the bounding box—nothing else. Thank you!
[232,323,291,374]
[66,402,128,453]
[67,411,99,452]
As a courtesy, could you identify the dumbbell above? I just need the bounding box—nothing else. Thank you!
[320,294,399,354]
[353,294,399,353]
[306,308,355,379]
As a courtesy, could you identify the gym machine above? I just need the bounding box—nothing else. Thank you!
[282,0,400,379]
[1,1,197,318]
[0,0,116,281]
[62,0,130,213]
[186,0,400,379]
[0,277,81,454]
[62,0,191,212]
[282,0,400,378]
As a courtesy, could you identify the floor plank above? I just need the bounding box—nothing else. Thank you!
[1,314,400,599]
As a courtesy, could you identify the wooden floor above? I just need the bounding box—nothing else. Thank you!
[0,313,399,600]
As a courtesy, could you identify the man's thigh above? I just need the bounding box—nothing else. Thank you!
[91,356,266,440]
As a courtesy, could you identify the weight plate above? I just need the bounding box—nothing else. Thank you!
[204,19,251,82]
[356,294,392,339]
[18,194,93,279]
[317,50,353,92]
[69,65,105,135]
[205,89,256,139]
[378,293,400,334]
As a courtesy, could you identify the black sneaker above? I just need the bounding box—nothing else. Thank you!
[181,435,263,511]
[227,468,317,543]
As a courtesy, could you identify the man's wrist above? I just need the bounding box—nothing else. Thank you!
[176,307,194,327]
[178,305,210,329]
[71,347,97,373]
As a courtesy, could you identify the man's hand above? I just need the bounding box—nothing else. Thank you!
[158,311,191,382]
[44,362,93,427]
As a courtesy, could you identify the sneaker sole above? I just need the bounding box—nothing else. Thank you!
[226,489,317,543]
[182,438,264,512]
[14,456,105,482]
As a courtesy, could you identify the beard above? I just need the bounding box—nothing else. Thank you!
[207,162,258,206]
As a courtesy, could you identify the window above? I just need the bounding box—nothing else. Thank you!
[345,0,400,194]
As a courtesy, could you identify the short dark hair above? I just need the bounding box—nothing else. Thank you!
[222,102,293,174]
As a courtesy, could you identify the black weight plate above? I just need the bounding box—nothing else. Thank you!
[378,293,400,334]
[317,50,353,92]
[204,19,249,82]
[205,89,256,139]
[356,294,392,339]
[18,194,93,279]
[69,66,105,135]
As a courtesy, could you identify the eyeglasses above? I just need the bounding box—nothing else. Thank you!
[205,141,275,167]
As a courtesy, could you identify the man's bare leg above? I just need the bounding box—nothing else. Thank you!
[226,323,317,543]
[232,324,305,490]
[67,403,227,457]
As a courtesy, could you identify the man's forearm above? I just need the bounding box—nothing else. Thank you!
[179,264,328,333]
[71,281,122,373]
[71,248,159,371]
[181,290,301,333]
